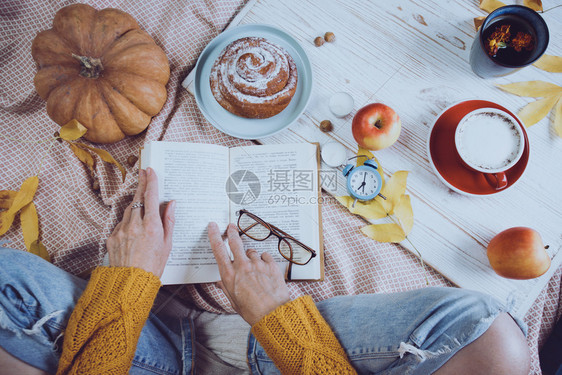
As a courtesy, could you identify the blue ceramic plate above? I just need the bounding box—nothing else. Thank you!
[193,24,313,140]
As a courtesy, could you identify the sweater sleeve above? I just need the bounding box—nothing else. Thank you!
[57,267,161,375]
[251,295,357,374]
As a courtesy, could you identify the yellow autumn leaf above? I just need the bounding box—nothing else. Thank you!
[336,195,354,208]
[0,212,11,233]
[59,119,88,141]
[30,240,50,262]
[0,190,16,210]
[497,81,562,98]
[554,98,562,137]
[523,0,542,11]
[518,94,562,127]
[361,223,405,243]
[20,202,39,250]
[6,176,38,215]
[534,54,562,73]
[0,176,39,235]
[0,191,16,234]
[68,142,96,172]
[336,196,387,220]
[375,171,408,214]
[361,199,387,220]
[75,143,126,182]
[479,0,505,13]
[474,16,485,31]
[1,211,20,235]
[394,195,413,235]
[1,212,18,235]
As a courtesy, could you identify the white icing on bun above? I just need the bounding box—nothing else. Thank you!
[210,37,298,119]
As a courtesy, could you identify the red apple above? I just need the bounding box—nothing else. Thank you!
[352,103,401,150]
[487,227,551,280]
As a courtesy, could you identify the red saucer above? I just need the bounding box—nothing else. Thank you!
[428,100,529,196]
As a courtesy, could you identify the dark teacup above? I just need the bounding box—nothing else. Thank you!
[469,5,549,78]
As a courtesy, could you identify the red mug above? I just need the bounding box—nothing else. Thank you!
[454,108,525,190]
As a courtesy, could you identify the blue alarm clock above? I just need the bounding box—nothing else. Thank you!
[342,157,384,205]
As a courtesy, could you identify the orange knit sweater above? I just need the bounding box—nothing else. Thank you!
[57,267,356,374]
[57,267,161,374]
[252,295,357,374]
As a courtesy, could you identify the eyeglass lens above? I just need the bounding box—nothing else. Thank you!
[279,238,313,265]
[239,212,313,265]
[238,212,271,240]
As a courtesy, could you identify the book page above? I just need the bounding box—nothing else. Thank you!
[141,141,230,284]
[228,143,322,280]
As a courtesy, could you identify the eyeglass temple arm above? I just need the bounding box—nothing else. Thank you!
[286,262,292,281]
[267,222,317,256]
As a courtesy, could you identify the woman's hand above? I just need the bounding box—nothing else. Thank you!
[106,168,175,278]
[208,222,291,326]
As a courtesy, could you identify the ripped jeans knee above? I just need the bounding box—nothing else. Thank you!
[0,304,66,354]
[0,247,87,373]
[313,287,527,375]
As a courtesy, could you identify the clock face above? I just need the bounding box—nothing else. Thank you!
[349,168,381,199]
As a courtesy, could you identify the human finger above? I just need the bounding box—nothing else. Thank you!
[124,169,147,223]
[143,168,160,220]
[162,200,176,248]
[110,220,123,236]
[261,252,275,263]
[227,223,246,262]
[208,222,233,274]
[246,248,260,261]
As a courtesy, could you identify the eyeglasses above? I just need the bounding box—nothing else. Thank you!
[236,209,317,280]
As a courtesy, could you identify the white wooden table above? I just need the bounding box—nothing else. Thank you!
[184,0,562,318]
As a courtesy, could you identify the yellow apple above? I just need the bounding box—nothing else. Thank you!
[487,227,550,280]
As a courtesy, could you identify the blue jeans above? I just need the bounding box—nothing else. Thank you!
[0,247,526,374]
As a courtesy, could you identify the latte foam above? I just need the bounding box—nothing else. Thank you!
[456,111,522,171]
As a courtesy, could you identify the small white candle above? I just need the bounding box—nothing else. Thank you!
[321,142,347,167]
[329,92,354,117]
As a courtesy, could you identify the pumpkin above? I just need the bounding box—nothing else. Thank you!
[31,4,170,144]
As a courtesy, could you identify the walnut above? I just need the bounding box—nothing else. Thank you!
[314,36,325,47]
[127,155,138,167]
[324,32,335,43]
[320,120,333,132]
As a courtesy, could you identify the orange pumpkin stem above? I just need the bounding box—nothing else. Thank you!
[72,53,104,79]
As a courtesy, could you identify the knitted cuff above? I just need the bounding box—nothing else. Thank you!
[88,267,162,307]
[251,296,355,374]
[57,267,161,374]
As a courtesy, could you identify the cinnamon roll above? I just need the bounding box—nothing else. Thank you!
[210,37,298,119]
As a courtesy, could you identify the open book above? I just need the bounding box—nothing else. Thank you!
[140,141,323,284]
